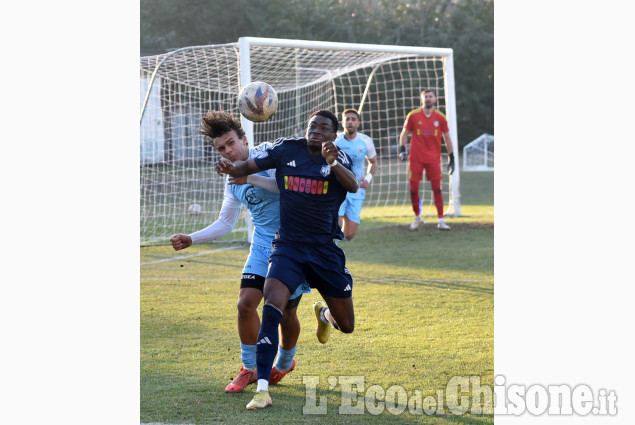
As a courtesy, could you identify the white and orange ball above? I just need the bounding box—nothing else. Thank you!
[237,81,278,122]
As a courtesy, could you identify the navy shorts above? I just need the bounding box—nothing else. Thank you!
[241,243,311,301]
[267,240,353,298]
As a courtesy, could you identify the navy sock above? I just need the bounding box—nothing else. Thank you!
[256,303,282,381]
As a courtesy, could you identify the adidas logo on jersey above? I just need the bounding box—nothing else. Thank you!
[257,336,272,345]
[344,284,352,291]
[286,160,296,167]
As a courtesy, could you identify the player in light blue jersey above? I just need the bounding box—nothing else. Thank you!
[216,110,360,410]
[334,108,378,240]
[170,111,307,394]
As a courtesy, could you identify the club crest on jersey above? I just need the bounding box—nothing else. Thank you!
[245,186,263,205]
[320,165,332,177]
[434,121,439,127]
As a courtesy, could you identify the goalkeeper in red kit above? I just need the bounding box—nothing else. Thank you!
[398,89,455,231]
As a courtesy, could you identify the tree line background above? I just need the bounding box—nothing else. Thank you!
[140,0,493,149]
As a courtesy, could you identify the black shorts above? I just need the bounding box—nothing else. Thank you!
[267,240,353,298]
[240,273,303,310]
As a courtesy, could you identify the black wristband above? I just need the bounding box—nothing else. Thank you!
[399,145,405,154]
[449,152,454,161]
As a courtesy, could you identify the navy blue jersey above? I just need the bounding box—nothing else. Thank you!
[253,137,353,245]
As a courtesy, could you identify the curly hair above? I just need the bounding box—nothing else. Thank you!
[199,111,245,143]
[308,110,339,133]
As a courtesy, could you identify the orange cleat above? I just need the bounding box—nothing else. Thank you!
[225,366,257,393]
[269,359,296,385]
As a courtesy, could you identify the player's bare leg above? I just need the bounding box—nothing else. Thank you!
[313,294,354,343]
[339,216,359,241]
[226,287,262,393]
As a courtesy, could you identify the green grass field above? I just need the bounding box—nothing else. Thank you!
[140,171,493,424]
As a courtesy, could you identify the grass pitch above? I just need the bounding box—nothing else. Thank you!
[140,172,493,424]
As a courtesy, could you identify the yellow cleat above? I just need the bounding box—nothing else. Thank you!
[246,390,272,410]
[313,301,331,344]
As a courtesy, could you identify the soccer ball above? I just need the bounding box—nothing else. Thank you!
[237,81,278,122]
[188,204,201,215]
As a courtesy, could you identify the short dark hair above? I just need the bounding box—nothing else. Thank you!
[308,110,339,133]
[341,108,360,120]
[422,89,436,96]
[199,111,245,144]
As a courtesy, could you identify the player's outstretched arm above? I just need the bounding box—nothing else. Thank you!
[228,174,280,194]
[215,157,262,178]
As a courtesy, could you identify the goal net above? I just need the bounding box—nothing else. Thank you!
[463,133,494,171]
[140,37,460,246]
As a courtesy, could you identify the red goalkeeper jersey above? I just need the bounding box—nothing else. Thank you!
[403,108,449,163]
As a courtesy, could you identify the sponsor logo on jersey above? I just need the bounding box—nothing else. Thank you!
[284,176,328,194]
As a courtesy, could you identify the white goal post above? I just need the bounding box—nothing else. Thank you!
[140,37,461,246]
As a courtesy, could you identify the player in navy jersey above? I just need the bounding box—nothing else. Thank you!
[215,110,359,410]
[334,108,378,240]
[170,111,307,394]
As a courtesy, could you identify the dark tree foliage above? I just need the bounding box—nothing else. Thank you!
[140,0,493,148]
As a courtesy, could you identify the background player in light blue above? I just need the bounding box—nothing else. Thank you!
[334,108,378,241]
[169,111,307,394]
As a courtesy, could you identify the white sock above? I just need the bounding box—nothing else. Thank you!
[438,218,445,223]
[256,378,269,392]
[319,307,329,324]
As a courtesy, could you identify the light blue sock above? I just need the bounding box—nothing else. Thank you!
[274,345,296,371]
[240,342,257,370]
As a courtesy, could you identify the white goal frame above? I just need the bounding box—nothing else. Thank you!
[463,133,494,172]
[140,37,461,246]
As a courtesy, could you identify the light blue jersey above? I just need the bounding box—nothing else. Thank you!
[228,143,280,248]
[334,132,377,201]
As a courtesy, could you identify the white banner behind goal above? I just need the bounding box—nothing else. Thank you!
[140,37,461,246]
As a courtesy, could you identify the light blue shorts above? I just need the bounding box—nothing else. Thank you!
[244,243,311,300]
[338,196,364,224]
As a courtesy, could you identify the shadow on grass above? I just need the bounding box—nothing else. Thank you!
[340,222,494,277]
[359,277,493,295]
